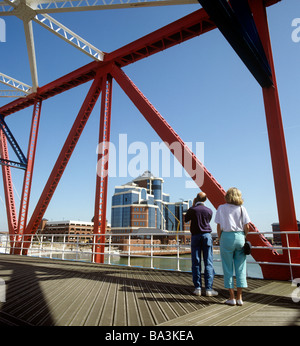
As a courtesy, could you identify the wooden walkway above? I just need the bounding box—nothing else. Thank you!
[0,254,299,326]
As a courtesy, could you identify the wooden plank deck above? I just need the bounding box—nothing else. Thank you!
[0,254,299,326]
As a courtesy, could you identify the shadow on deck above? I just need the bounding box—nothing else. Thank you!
[0,254,299,327]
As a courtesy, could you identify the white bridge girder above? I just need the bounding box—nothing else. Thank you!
[1,0,197,14]
[0,0,196,98]
[0,0,120,98]
[0,90,29,97]
[0,73,32,98]
[0,72,32,94]
[34,13,104,60]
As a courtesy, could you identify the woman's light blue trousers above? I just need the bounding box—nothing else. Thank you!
[220,231,247,289]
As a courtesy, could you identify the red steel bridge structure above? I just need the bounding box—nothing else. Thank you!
[0,0,299,280]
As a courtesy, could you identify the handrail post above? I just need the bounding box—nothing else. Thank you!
[108,234,112,265]
[39,234,43,258]
[128,234,131,267]
[5,233,9,254]
[285,231,293,281]
[177,235,180,271]
[150,234,154,269]
[62,235,66,260]
[50,235,53,259]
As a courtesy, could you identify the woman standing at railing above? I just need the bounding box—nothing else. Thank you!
[215,187,250,306]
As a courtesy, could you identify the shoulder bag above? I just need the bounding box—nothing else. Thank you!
[240,206,252,255]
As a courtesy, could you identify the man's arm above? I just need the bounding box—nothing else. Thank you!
[208,208,213,222]
[217,224,222,238]
[185,209,192,222]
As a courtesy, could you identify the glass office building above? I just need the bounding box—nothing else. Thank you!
[111,171,191,235]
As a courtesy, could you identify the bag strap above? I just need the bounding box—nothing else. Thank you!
[240,206,244,230]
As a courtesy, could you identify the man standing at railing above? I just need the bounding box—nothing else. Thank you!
[185,192,218,297]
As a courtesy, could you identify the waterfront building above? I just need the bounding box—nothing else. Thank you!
[38,219,111,243]
[111,171,191,245]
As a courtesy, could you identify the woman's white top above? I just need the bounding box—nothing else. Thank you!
[215,203,250,232]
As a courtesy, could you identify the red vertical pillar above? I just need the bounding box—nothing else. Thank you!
[0,131,18,251]
[93,74,112,264]
[15,99,42,255]
[22,73,103,254]
[251,0,300,267]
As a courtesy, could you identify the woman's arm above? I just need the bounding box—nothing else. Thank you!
[244,223,250,237]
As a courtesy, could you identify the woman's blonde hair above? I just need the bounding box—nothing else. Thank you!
[225,187,243,206]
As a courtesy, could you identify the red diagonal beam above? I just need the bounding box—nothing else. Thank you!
[110,64,292,276]
[106,0,280,68]
[0,1,282,118]
[111,63,226,204]
[0,61,100,117]
[105,8,215,67]
[0,1,280,117]
[0,8,216,117]
[21,71,105,254]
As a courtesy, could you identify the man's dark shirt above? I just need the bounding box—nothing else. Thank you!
[185,202,213,234]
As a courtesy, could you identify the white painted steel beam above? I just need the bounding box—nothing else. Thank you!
[0,90,28,97]
[1,0,19,14]
[0,0,197,15]
[0,1,14,13]
[2,0,104,60]
[0,0,194,96]
[33,0,198,13]
[0,73,32,93]
[2,0,39,92]
[23,19,39,92]
[33,13,104,60]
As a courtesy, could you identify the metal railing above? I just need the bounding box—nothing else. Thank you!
[0,231,299,279]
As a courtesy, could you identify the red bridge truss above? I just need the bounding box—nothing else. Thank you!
[0,0,299,280]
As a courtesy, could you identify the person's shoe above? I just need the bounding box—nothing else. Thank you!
[205,289,218,297]
[193,288,202,296]
[225,299,236,306]
[236,299,244,306]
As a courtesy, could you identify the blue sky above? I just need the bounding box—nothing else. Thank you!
[0,0,300,234]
